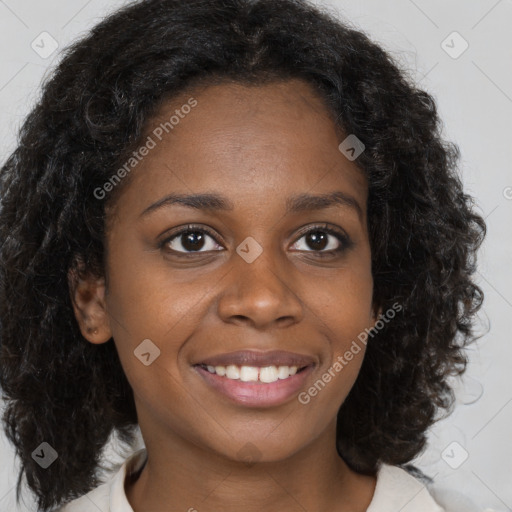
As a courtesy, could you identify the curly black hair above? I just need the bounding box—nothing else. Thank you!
[0,0,486,510]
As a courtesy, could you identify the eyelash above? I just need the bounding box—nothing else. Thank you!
[159,223,353,258]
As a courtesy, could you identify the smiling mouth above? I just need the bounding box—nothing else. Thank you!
[195,363,310,384]
[192,349,316,406]
[194,362,315,407]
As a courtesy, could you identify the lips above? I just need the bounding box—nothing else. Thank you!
[194,350,316,368]
[192,350,317,407]
[194,364,315,407]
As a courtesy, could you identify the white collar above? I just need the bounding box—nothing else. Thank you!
[109,448,147,512]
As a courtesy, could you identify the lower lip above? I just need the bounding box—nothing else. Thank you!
[194,365,315,407]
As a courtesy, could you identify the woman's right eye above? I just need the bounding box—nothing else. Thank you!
[160,226,224,254]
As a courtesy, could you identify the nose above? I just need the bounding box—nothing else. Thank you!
[217,246,304,330]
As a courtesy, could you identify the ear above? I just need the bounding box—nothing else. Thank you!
[67,261,112,344]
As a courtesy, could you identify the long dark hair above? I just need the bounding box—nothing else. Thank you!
[0,0,486,510]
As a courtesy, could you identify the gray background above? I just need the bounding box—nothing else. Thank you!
[0,0,511,511]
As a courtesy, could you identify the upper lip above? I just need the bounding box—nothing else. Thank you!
[195,350,316,368]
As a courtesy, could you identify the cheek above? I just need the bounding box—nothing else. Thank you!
[106,273,209,378]
[308,265,373,393]
[103,245,213,399]
[105,236,210,338]
[315,265,374,343]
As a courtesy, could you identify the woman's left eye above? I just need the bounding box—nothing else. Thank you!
[290,224,351,255]
[160,223,351,256]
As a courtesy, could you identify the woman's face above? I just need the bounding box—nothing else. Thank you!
[77,78,378,462]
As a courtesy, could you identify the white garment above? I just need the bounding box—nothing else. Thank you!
[53,448,447,511]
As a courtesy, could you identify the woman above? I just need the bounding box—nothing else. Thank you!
[0,1,485,510]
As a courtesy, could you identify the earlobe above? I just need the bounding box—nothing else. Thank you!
[67,265,112,344]
[371,304,383,327]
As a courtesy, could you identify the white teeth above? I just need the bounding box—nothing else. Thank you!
[277,366,291,379]
[240,366,259,382]
[259,366,279,383]
[215,365,226,376]
[203,364,300,382]
[226,365,240,379]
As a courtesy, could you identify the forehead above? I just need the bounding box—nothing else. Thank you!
[108,79,368,222]
[147,78,345,159]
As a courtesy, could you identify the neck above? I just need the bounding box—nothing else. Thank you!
[125,419,376,512]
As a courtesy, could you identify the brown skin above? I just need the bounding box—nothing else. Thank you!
[70,79,382,511]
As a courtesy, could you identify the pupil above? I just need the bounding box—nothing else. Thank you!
[307,231,327,250]
[183,231,204,251]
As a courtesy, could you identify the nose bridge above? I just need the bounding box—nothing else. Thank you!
[217,236,304,327]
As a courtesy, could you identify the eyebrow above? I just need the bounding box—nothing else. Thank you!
[139,191,363,221]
